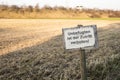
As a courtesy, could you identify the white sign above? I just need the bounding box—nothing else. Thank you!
[62,25,98,49]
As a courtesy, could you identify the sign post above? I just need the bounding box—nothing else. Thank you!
[62,25,98,80]
[80,49,87,80]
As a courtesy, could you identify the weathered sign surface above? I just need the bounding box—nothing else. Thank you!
[62,25,98,49]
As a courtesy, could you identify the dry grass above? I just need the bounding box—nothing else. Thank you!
[0,5,120,19]
[0,19,120,80]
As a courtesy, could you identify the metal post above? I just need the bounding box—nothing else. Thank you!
[80,49,87,80]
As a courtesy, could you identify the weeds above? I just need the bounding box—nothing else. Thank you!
[0,20,120,80]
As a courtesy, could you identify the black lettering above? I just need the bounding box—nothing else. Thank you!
[73,36,79,39]
[67,37,72,40]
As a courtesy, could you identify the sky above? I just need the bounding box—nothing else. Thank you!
[0,0,120,10]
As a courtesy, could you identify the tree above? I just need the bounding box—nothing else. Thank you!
[9,5,19,12]
[34,3,39,12]
[0,5,8,11]
[27,5,33,12]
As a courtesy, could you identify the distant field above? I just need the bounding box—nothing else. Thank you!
[0,5,120,19]
[0,19,120,80]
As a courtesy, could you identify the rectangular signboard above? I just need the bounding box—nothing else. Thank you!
[62,25,98,49]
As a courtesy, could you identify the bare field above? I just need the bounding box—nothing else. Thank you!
[0,19,119,55]
[0,19,120,80]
